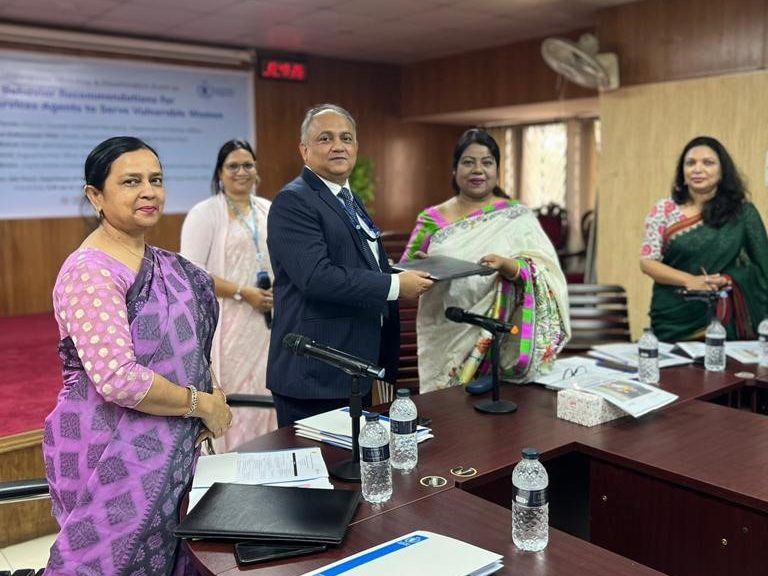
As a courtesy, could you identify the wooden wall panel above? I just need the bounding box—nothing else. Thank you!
[0,214,184,316]
[597,72,768,339]
[401,32,594,119]
[598,0,767,86]
[254,56,463,232]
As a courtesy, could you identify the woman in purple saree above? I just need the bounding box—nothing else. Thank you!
[43,137,231,575]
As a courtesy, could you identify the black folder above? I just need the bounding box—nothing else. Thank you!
[175,483,361,545]
[393,255,494,281]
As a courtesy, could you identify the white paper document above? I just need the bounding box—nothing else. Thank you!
[725,340,761,364]
[672,340,760,364]
[588,342,692,369]
[188,448,332,512]
[535,356,639,390]
[192,447,328,488]
[301,531,503,576]
[295,407,433,450]
[585,379,678,418]
[671,341,706,360]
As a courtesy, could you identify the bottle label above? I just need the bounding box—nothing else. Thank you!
[361,445,390,463]
[638,348,658,359]
[514,487,548,507]
[391,418,417,434]
[706,336,725,347]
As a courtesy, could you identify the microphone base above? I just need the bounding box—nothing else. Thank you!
[474,399,518,414]
[329,459,361,482]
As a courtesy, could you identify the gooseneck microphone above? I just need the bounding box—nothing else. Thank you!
[445,306,513,334]
[282,333,385,379]
[256,272,272,329]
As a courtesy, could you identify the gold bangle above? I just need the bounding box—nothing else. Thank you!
[183,385,198,418]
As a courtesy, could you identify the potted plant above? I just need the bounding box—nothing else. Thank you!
[349,156,376,213]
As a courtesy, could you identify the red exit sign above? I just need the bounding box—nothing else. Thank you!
[259,57,307,82]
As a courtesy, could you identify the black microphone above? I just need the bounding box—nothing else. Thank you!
[282,333,385,379]
[445,306,513,334]
[675,288,729,303]
[256,272,272,329]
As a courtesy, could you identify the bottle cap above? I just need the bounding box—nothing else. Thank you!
[364,412,379,422]
[396,388,410,398]
[521,447,539,459]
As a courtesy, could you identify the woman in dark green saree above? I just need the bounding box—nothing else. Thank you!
[640,136,768,342]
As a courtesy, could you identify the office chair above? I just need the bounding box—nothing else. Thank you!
[565,284,631,353]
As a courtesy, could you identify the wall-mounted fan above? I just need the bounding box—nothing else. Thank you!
[541,33,619,91]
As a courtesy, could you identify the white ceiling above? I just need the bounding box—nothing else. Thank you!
[0,0,635,65]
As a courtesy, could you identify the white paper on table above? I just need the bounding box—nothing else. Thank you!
[725,340,761,364]
[295,407,433,451]
[585,379,678,418]
[192,447,328,489]
[300,531,503,576]
[187,448,331,513]
[536,356,638,389]
[672,341,706,359]
[589,342,692,368]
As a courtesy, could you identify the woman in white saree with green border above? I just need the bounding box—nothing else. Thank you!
[400,130,570,394]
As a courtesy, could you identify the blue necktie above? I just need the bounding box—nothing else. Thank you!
[339,187,379,270]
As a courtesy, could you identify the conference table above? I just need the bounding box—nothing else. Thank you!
[186,362,767,576]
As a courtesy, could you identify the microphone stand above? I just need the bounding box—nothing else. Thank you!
[329,371,364,482]
[678,288,729,324]
[474,331,518,415]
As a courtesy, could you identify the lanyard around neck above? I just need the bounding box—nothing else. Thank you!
[226,194,264,262]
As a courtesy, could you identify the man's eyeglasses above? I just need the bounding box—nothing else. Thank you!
[223,162,257,174]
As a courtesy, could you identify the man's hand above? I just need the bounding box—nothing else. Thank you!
[398,270,434,299]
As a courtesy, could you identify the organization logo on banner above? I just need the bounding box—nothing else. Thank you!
[196,80,235,99]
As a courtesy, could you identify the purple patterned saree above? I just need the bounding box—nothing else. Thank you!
[43,247,218,576]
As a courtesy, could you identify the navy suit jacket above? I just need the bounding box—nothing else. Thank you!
[266,167,400,400]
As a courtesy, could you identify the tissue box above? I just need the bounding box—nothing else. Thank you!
[556,388,626,427]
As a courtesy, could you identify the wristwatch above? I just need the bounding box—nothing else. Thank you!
[233,286,243,302]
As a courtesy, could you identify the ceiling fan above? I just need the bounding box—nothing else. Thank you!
[541,33,619,91]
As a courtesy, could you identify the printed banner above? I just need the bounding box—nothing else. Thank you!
[0,50,254,218]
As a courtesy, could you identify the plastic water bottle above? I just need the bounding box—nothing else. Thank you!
[705,317,726,372]
[512,447,549,552]
[389,388,418,472]
[758,317,768,368]
[359,413,392,504]
[637,328,660,385]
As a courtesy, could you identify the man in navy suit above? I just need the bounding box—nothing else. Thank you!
[266,104,433,427]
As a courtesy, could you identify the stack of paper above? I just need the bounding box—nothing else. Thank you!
[535,356,638,390]
[539,356,677,418]
[673,340,761,364]
[725,340,761,364]
[188,447,332,511]
[578,378,678,418]
[302,531,503,576]
[295,407,433,450]
[588,342,692,369]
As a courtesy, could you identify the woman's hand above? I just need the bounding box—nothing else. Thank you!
[480,254,519,280]
[195,427,214,447]
[196,387,232,438]
[684,273,724,292]
[412,250,428,260]
[241,285,273,314]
